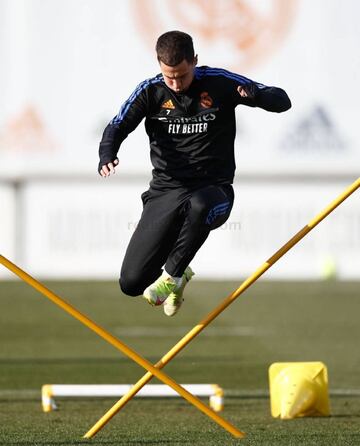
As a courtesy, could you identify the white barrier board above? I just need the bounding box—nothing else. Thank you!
[21,178,359,280]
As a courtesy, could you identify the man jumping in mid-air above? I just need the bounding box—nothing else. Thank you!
[98,30,291,316]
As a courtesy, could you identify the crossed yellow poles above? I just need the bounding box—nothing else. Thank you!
[1,177,359,440]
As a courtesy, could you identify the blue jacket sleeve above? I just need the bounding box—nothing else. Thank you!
[239,82,292,113]
[257,86,292,112]
[223,69,291,112]
[98,82,149,173]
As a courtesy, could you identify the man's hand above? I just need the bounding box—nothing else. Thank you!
[100,158,119,177]
[237,83,258,99]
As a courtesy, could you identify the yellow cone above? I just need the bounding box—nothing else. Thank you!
[269,362,330,419]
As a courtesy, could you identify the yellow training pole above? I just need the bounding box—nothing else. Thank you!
[0,255,245,439]
[86,177,360,438]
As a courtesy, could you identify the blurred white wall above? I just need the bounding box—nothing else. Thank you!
[12,176,359,280]
[0,0,359,279]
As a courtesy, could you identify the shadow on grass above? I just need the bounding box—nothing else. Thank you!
[0,442,179,445]
[330,414,360,419]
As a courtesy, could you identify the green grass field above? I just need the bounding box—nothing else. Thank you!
[0,279,359,445]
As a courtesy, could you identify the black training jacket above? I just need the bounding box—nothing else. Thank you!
[98,66,291,189]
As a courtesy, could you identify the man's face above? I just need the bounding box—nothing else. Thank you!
[159,57,197,93]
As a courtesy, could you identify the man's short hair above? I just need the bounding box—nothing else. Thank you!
[156,31,195,66]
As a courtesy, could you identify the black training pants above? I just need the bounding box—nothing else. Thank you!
[119,184,234,296]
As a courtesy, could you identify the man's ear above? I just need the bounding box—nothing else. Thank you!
[193,55,198,66]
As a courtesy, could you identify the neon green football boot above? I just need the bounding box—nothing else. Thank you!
[143,272,178,306]
[163,266,195,317]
